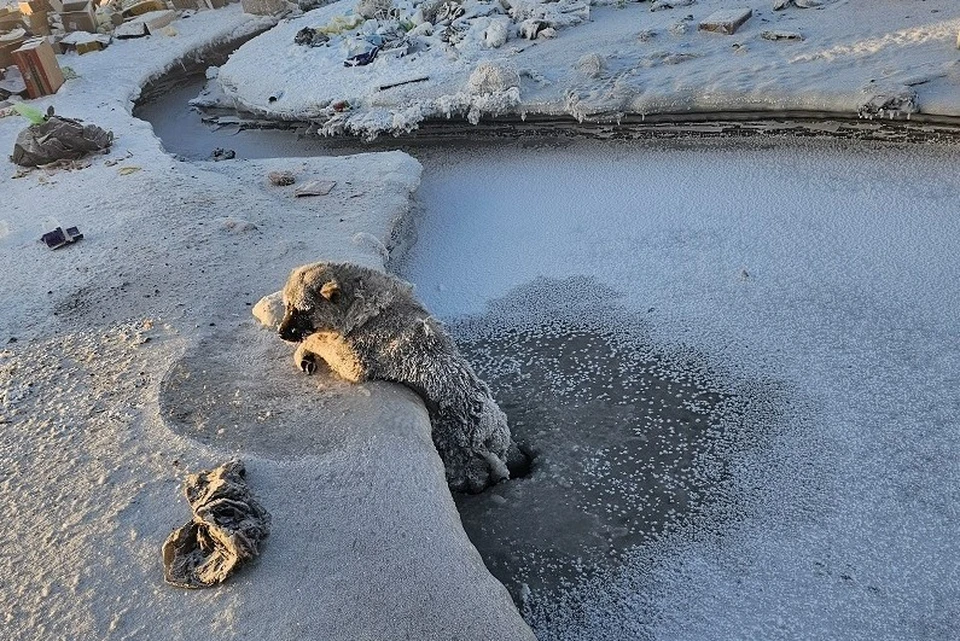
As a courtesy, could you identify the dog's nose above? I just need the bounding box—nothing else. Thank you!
[278,313,304,342]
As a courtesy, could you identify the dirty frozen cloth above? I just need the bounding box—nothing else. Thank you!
[10,115,113,167]
[162,460,271,589]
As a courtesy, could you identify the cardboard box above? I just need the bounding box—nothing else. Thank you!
[26,10,51,35]
[0,9,26,31]
[0,28,27,69]
[11,36,63,98]
[60,0,97,32]
[240,0,286,15]
[114,9,175,38]
[75,38,102,53]
[169,0,202,9]
[18,0,52,15]
[122,0,166,17]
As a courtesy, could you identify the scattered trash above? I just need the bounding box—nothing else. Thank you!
[294,179,336,197]
[332,99,350,112]
[0,65,27,97]
[10,109,113,167]
[12,101,44,124]
[60,0,97,33]
[60,31,112,54]
[114,9,176,39]
[761,29,803,42]
[0,28,27,72]
[41,225,83,249]
[651,0,695,11]
[293,26,328,47]
[117,165,141,175]
[12,36,63,98]
[344,45,379,67]
[162,460,271,589]
[267,170,295,186]
[317,14,363,35]
[859,89,919,120]
[377,75,429,91]
[210,147,235,161]
[698,8,753,35]
[123,0,166,17]
[268,90,283,103]
[356,0,393,20]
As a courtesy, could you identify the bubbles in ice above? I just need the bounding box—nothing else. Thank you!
[451,276,785,615]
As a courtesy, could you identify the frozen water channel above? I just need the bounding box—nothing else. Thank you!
[394,137,960,641]
[138,86,960,638]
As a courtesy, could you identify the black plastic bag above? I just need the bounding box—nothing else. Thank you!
[10,115,113,167]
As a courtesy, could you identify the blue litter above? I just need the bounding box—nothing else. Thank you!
[344,46,380,67]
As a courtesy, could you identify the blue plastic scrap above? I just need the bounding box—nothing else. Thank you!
[344,46,380,67]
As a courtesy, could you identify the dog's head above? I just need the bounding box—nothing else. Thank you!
[278,263,348,342]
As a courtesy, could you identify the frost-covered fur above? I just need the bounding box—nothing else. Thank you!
[279,261,520,493]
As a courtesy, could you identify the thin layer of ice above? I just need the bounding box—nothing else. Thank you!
[396,136,960,640]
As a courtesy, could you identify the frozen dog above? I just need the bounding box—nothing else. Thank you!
[278,261,526,493]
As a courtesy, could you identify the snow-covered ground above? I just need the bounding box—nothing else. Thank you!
[0,6,532,641]
[3,0,960,639]
[217,0,960,138]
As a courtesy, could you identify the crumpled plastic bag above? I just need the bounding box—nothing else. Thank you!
[10,114,113,167]
[161,459,271,589]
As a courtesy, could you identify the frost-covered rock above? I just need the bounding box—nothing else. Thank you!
[503,0,589,34]
[651,0,695,11]
[858,88,919,120]
[484,16,510,47]
[466,60,520,94]
[576,52,605,78]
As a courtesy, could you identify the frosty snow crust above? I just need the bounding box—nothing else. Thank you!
[217,0,960,139]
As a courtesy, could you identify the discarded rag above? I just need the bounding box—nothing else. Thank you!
[162,459,271,589]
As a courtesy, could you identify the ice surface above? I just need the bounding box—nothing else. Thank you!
[450,276,781,602]
[396,137,960,640]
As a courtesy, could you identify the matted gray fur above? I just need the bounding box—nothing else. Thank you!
[279,261,522,493]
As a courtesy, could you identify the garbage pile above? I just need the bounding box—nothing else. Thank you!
[10,104,113,167]
[0,0,288,101]
[291,0,591,67]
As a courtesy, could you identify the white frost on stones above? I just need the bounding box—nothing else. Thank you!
[253,291,285,330]
[576,52,605,78]
[698,8,753,35]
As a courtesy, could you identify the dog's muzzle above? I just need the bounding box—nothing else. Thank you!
[278,311,313,342]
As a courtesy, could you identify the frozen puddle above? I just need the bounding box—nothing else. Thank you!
[449,277,779,603]
[397,137,960,640]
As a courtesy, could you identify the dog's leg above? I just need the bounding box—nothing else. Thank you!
[295,332,364,383]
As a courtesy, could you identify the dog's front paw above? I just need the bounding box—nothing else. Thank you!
[294,344,317,375]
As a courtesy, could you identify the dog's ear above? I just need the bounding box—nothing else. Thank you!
[320,280,341,303]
